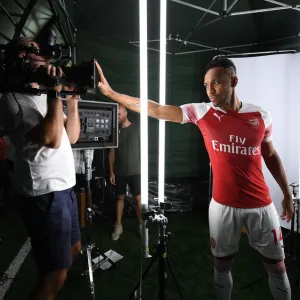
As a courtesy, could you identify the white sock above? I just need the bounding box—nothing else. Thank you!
[214,267,233,300]
[267,271,291,300]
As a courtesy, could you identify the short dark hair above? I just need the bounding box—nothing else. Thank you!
[4,37,36,59]
[206,56,237,77]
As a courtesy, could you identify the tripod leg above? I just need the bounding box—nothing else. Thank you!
[166,257,185,300]
[127,251,158,300]
[159,246,166,300]
[87,247,96,300]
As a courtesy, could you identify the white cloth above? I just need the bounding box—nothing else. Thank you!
[209,198,285,260]
[0,93,75,196]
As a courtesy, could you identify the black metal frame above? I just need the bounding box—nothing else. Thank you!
[0,0,77,56]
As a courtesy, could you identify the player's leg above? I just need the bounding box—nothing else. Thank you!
[245,203,291,300]
[209,199,243,300]
[112,175,126,240]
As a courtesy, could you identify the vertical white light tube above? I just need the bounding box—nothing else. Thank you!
[158,0,167,204]
[139,0,149,259]
[139,0,148,207]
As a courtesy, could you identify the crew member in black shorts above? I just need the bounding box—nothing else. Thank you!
[108,104,141,240]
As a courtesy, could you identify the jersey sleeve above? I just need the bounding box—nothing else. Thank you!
[180,103,210,124]
[261,110,272,143]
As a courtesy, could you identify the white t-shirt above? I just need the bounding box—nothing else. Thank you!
[0,93,75,196]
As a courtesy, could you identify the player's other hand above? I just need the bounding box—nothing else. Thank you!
[95,61,113,97]
[281,194,294,223]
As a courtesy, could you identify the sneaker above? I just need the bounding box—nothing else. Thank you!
[111,223,123,241]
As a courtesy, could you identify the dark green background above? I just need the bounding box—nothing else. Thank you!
[76,29,210,178]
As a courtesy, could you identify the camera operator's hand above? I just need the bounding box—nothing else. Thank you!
[63,85,79,102]
[47,64,63,92]
[95,62,113,97]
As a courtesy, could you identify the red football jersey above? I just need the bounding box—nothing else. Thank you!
[181,102,272,208]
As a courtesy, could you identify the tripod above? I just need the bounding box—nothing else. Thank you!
[241,182,300,290]
[128,211,185,300]
[80,149,116,300]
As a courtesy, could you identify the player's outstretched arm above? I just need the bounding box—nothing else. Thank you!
[95,62,183,123]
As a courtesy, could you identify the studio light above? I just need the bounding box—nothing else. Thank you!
[139,0,150,259]
[139,0,148,208]
[158,0,167,204]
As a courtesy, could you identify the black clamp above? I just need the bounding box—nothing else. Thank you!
[47,90,61,99]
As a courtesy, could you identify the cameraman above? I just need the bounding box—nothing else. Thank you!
[0,37,81,300]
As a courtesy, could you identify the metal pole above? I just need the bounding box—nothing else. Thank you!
[265,0,300,12]
[227,0,240,13]
[201,16,223,28]
[230,6,292,16]
[170,0,219,16]
[130,39,161,44]
[13,0,25,10]
[220,42,259,50]
[175,48,235,55]
[56,0,77,32]
[0,2,26,37]
[132,43,173,55]
[48,0,69,45]
[226,50,297,57]
[175,0,217,53]
[61,0,74,46]
[0,32,11,42]
[223,0,227,12]
[14,0,38,38]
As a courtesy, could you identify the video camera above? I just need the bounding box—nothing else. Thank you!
[0,29,97,96]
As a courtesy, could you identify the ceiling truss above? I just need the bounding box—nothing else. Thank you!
[130,0,300,56]
[0,0,77,52]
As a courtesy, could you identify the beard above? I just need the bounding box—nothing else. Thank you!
[118,117,126,124]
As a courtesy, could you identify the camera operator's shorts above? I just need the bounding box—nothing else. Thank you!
[115,174,141,197]
[18,187,81,273]
[209,198,285,260]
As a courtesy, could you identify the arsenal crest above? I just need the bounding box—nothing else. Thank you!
[248,118,259,128]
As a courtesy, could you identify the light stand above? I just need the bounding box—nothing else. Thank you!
[127,208,185,300]
[80,149,116,300]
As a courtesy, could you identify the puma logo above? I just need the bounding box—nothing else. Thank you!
[213,113,224,122]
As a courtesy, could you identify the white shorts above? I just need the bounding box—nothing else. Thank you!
[209,198,285,260]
